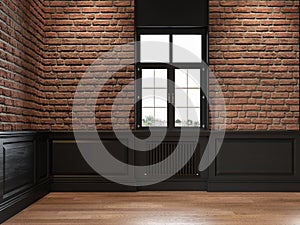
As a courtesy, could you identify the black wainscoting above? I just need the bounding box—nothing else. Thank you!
[208,132,300,191]
[0,132,50,223]
[49,131,300,192]
[49,132,136,191]
[49,131,209,191]
[1,130,300,223]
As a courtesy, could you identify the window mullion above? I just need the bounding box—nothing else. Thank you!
[169,34,174,129]
[201,66,208,129]
[136,65,142,129]
[167,66,175,129]
[170,34,173,64]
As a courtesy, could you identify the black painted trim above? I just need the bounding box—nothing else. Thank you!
[138,180,207,191]
[208,181,300,192]
[0,179,50,223]
[51,175,135,192]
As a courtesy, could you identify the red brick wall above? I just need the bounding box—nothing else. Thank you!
[0,0,299,131]
[209,0,299,130]
[0,0,46,130]
[43,0,135,130]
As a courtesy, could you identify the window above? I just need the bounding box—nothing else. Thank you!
[175,69,201,127]
[173,35,202,63]
[140,35,169,62]
[136,29,208,129]
[141,69,168,127]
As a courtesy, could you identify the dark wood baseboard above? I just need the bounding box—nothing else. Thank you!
[51,175,207,191]
[51,175,136,192]
[0,179,50,223]
[137,180,207,191]
[208,181,300,192]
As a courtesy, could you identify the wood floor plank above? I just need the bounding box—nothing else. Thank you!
[3,192,300,225]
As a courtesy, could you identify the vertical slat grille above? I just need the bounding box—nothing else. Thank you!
[147,142,198,176]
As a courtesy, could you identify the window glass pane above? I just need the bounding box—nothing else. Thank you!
[154,108,167,127]
[142,108,155,127]
[142,69,168,89]
[155,89,167,108]
[173,35,202,63]
[140,35,170,62]
[188,69,201,88]
[175,108,200,127]
[187,108,201,127]
[141,69,154,88]
[175,89,188,107]
[174,69,201,127]
[188,89,200,108]
[141,69,168,127]
[142,108,167,127]
[175,108,188,127]
[175,69,188,88]
[155,69,168,88]
[142,89,154,108]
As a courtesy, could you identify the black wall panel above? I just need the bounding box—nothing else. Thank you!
[208,132,300,191]
[135,0,209,27]
[52,141,97,175]
[215,139,294,176]
[52,140,129,176]
[3,141,34,196]
[0,132,50,223]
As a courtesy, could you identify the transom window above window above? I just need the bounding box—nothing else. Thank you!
[140,35,170,63]
[136,29,208,129]
[139,34,202,63]
[173,35,202,63]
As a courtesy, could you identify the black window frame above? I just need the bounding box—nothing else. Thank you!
[135,28,208,130]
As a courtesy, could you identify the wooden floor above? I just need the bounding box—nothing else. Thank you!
[3,192,300,225]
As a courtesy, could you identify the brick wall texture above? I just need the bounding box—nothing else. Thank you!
[209,0,299,130]
[0,0,45,130]
[0,0,299,131]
